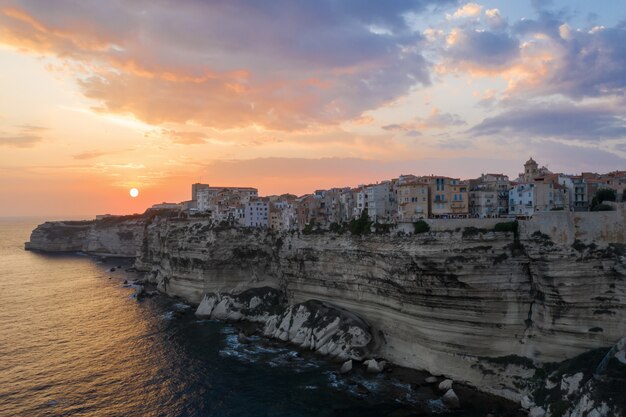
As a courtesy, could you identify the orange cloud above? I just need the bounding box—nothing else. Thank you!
[0,6,427,132]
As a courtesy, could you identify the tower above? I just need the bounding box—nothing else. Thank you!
[523,157,539,182]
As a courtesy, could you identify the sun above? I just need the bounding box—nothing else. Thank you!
[129,188,139,198]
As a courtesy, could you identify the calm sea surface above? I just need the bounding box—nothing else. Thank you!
[0,218,494,417]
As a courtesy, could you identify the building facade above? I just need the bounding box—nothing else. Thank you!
[396,181,429,221]
[244,199,269,228]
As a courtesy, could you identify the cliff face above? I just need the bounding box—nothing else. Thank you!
[25,213,626,401]
[25,216,146,257]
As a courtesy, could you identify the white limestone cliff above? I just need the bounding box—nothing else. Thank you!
[25,211,626,408]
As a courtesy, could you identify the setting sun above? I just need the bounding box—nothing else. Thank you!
[130,188,139,198]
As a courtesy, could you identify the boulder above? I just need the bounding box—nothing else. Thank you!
[561,372,584,396]
[365,359,384,373]
[529,406,546,417]
[441,389,460,409]
[425,376,438,384]
[438,379,453,391]
[195,294,217,318]
[521,395,534,410]
[340,360,353,374]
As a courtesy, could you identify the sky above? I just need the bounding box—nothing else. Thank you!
[0,0,625,216]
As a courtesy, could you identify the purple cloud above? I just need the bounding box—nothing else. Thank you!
[469,103,626,141]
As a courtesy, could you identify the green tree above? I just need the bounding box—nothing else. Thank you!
[349,209,372,235]
[413,220,430,234]
[302,218,316,234]
[590,188,616,211]
[328,222,342,233]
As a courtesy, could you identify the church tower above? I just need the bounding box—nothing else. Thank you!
[523,157,539,182]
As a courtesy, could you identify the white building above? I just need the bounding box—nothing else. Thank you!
[558,175,576,210]
[509,183,535,217]
[196,186,258,213]
[150,202,181,210]
[244,199,269,228]
[353,182,394,222]
[368,182,393,222]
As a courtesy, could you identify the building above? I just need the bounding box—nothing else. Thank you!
[469,173,510,217]
[338,188,356,222]
[517,157,552,183]
[533,177,568,212]
[150,202,181,210]
[244,198,269,228]
[469,189,499,218]
[354,182,394,222]
[197,186,258,214]
[509,183,535,217]
[191,183,210,202]
[396,181,429,221]
[424,176,468,218]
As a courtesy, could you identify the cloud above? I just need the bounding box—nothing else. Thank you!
[0,134,42,148]
[543,24,626,99]
[161,129,208,145]
[468,103,626,141]
[0,0,457,130]
[382,108,466,133]
[533,140,626,173]
[437,7,626,102]
[484,8,507,30]
[73,149,128,159]
[445,28,519,68]
[449,3,482,19]
[0,124,48,147]
[16,124,48,132]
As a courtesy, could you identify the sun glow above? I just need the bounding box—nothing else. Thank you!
[129,188,139,198]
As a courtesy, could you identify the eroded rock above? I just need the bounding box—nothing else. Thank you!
[194,287,284,322]
[438,379,453,391]
[442,389,460,409]
[340,360,352,374]
[264,300,373,360]
[364,358,385,373]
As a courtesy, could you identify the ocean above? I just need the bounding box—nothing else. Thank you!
[0,218,505,417]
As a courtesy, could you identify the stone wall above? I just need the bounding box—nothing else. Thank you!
[522,204,626,245]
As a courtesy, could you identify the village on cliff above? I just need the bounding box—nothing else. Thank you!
[108,158,626,231]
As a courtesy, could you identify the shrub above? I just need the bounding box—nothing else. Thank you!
[462,226,489,237]
[302,219,316,235]
[596,188,617,203]
[374,222,394,234]
[413,220,430,234]
[592,203,614,211]
[349,209,372,235]
[493,221,518,234]
[591,188,616,210]
[328,222,342,233]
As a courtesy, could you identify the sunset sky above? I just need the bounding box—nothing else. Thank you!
[1,0,625,217]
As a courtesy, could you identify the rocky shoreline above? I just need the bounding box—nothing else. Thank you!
[25,212,626,416]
